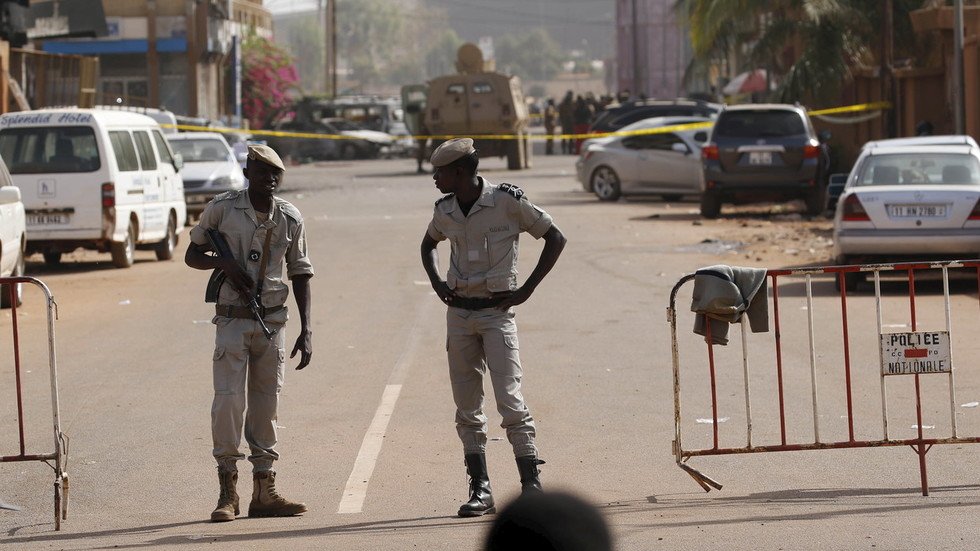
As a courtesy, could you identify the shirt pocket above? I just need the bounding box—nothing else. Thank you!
[485,231,515,272]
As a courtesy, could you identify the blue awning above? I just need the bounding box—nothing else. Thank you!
[42,38,187,55]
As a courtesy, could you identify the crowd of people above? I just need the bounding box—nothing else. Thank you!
[541,90,635,155]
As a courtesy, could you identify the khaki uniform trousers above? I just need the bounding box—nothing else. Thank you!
[211,316,286,472]
[447,306,536,458]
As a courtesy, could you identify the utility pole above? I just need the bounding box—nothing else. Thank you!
[631,0,640,95]
[953,0,965,134]
[882,0,894,137]
[330,0,337,98]
[186,0,198,116]
[147,0,159,108]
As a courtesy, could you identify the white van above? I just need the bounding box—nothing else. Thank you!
[0,109,187,268]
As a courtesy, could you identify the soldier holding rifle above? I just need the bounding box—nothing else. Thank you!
[185,144,314,522]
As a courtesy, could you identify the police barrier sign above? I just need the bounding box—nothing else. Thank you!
[879,331,951,375]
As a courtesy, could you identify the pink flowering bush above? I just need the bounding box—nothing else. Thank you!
[242,33,300,129]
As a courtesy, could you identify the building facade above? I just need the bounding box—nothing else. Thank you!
[615,0,693,99]
[39,0,272,122]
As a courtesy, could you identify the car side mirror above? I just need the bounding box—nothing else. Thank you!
[826,173,848,213]
[0,185,21,205]
[172,153,184,171]
[693,131,708,143]
[818,130,832,143]
[671,142,690,155]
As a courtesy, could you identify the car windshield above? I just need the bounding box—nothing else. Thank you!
[168,138,229,162]
[714,110,806,137]
[856,153,980,186]
[0,126,101,173]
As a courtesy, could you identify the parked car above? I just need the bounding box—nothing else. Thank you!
[166,132,246,220]
[700,103,830,218]
[0,155,25,307]
[826,135,980,213]
[0,109,186,268]
[576,116,711,201]
[832,143,980,291]
[590,98,721,134]
[320,117,393,159]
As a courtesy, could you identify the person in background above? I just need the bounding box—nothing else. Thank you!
[543,99,558,155]
[558,91,575,155]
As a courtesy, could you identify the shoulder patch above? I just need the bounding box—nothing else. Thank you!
[275,197,303,222]
[497,183,525,200]
[435,193,455,206]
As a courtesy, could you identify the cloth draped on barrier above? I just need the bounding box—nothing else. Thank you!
[691,265,769,345]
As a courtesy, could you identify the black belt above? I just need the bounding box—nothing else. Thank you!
[449,296,505,310]
[215,304,285,319]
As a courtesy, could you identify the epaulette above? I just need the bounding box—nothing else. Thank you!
[275,197,303,222]
[213,189,244,202]
[435,193,455,206]
[497,183,525,200]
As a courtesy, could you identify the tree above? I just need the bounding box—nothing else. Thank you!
[494,28,564,80]
[241,32,300,129]
[674,0,924,105]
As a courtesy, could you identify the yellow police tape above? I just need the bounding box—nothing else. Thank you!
[164,101,892,143]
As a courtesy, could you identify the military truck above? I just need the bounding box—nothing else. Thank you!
[421,43,531,170]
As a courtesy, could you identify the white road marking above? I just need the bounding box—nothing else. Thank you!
[337,300,431,514]
[337,384,402,514]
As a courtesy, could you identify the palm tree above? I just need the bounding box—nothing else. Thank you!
[673,1,921,105]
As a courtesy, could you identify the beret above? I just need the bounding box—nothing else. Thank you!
[430,137,476,167]
[247,144,285,171]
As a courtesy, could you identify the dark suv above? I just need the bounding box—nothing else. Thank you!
[699,104,830,218]
[590,99,721,134]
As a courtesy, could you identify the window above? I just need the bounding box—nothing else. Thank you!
[472,82,492,94]
[447,84,465,95]
[168,139,230,162]
[857,153,980,186]
[152,130,174,164]
[714,110,806,138]
[622,134,684,151]
[133,131,157,170]
[109,131,140,172]
[0,126,101,173]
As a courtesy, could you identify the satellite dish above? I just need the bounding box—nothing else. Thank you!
[456,43,485,74]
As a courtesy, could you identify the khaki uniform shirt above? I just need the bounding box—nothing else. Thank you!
[427,177,553,297]
[190,190,314,324]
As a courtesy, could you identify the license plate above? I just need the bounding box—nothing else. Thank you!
[887,204,946,218]
[748,151,772,165]
[27,213,70,225]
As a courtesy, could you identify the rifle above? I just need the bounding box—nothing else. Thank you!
[204,228,278,340]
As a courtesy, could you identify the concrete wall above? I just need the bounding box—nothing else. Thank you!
[615,0,691,99]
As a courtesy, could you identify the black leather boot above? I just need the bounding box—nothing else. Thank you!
[458,454,495,517]
[516,455,545,493]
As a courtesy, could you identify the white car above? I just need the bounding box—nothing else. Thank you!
[166,132,246,219]
[575,116,711,201]
[832,143,980,290]
[0,155,26,307]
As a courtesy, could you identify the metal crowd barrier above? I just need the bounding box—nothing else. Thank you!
[667,260,980,496]
[0,277,68,530]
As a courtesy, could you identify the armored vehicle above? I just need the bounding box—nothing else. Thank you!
[422,43,531,170]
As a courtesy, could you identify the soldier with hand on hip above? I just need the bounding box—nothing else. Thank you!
[420,138,567,517]
[185,144,314,523]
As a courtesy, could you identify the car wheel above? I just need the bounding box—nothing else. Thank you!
[43,251,62,266]
[154,213,177,261]
[700,190,722,218]
[661,194,683,202]
[804,185,826,216]
[340,143,357,160]
[0,246,25,308]
[591,166,622,201]
[111,220,136,269]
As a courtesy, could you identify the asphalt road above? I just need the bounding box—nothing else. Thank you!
[2,153,980,550]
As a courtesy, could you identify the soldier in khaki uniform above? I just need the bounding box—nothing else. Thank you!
[185,144,314,522]
[420,138,567,517]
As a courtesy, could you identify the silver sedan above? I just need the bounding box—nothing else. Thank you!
[832,143,980,290]
[575,116,710,201]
